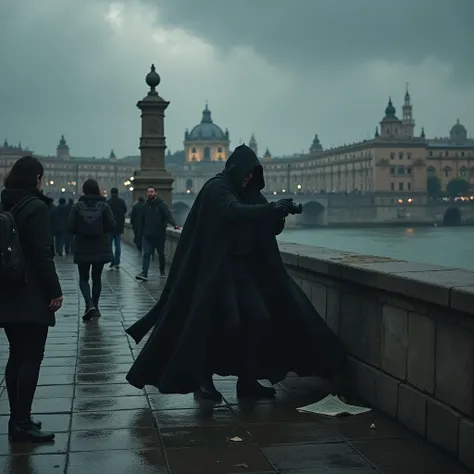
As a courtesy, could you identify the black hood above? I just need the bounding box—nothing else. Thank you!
[79,194,106,204]
[224,144,265,191]
[1,187,52,211]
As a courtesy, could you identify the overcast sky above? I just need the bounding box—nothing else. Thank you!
[1,0,473,158]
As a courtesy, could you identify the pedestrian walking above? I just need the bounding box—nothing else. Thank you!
[0,156,63,442]
[106,187,127,270]
[67,179,115,320]
[52,197,69,256]
[135,186,179,281]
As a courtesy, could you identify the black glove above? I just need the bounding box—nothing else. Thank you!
[273,198,294,217]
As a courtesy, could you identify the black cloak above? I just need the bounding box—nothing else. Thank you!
[125,145,346,393]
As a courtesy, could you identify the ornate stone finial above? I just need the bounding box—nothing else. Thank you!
[145,64,161,95]
[421,127,426,138]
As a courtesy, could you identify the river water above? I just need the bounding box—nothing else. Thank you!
[278,226,474,271]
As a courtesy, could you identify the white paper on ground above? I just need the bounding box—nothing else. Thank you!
[297,394,371,417]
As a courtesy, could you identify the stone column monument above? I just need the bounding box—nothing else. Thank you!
[133,64,174,206]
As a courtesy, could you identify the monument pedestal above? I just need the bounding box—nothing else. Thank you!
[132,64,174,207]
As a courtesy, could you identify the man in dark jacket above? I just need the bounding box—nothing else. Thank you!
[106,187,127,270]
[130,196,145,253]
[52,197,70,257]
[136,186,178,281]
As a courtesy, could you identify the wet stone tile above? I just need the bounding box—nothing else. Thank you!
[0,414,71,434]
[231,403,317,424]
[67,449,168,474]
[153,407,239,429]
[263,442,371,472]
[161,425,250,448]
[75,372,128,384]
[41,358,76,367]
[352,438,469,470]
[322,411,413,441]
[75,383,143,398]
[0,432,69,455]
[71,408,155,431]
[148,392,226,410]
[73,395,149,412]
[34,385,74,399]
[37,374,75,386]
[69,427,161,452]
[76,363,131,374]
[39,366,76,376]
[0,453,66,473]
[78,355,133,365]
[247,421,341,446]
[166,445,274,474]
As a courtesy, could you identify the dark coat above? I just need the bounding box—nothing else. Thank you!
[52,203,70,233]
[126,145,346,394]
[130,201,144,233]
[0,188,62,327]
[106,195,127,235]
[67,195,116,265]
[141,197,176,238]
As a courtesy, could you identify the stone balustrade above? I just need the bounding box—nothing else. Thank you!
[122,224,474,470]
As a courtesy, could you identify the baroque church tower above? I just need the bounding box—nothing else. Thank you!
[401,83,415,138]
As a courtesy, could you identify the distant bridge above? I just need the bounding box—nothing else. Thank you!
[171,192,474,228]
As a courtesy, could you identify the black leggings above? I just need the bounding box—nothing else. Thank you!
[78,263,104,308]
[3,324,49,422]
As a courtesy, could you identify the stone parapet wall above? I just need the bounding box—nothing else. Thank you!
[122,224,474,470]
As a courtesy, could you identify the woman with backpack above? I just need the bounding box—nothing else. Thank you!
[0,156,63,443]
[67,178,115,320]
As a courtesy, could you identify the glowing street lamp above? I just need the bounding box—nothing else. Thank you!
[50,180,54,185]
[297,184,302,190]
[282,189,286,193]
[129,186,134,192]
[61,188,66,192]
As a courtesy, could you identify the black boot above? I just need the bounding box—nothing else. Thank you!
[195,377,222,402]
[8,419,55,443]
[31,417,42,429]
[236,378,276,399]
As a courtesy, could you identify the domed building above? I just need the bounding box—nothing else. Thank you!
[450,119,468,143]
[184,103,230,162]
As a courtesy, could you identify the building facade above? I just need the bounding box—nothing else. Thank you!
[0,137,138,202]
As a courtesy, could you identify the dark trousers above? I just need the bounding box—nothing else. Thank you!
[233,263,270,379]
[142,235,165,276]
[64,233,74,255]
[3,324,49,422]
[108,234,122,266]
[54,231,65,255]
[78,263,105,309]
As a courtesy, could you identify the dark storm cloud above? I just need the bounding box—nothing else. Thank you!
[153,0,474,80]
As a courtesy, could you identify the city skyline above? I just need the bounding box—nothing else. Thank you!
[1,0,473,158]
[1,91,472,162]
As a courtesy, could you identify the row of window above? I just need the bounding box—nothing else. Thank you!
[429,150,473,157]
[390,152,412,160]
[390,182,412,191]
[390,166,412,176]
[427,166,472,178]
[190,147,223,153]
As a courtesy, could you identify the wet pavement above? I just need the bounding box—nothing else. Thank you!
[0,245,471,473]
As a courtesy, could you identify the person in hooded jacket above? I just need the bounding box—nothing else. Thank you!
[52,197,70,256]
[130,196,145,253]
[67,179,116,320]
[125,144,346,402]
[0,156,63,442]
[63,198,75,256]
[106,187,127,270]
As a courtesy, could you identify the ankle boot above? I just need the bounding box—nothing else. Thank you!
[8,419,55,443]
[195,377,222,402]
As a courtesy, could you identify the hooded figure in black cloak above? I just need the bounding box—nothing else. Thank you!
[125,144,346,401]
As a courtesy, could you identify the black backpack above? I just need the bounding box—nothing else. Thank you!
[0,196,36,283]
[76,201,104,236]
